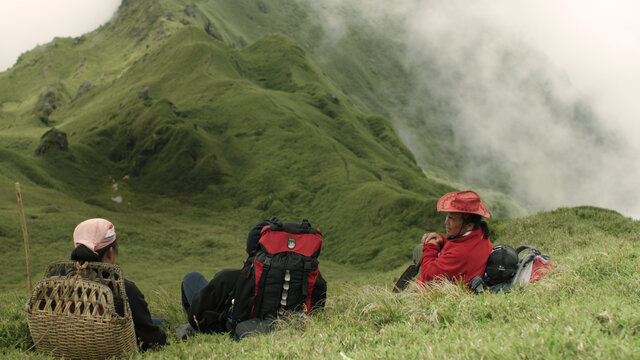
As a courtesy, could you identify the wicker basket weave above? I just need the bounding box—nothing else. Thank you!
[25,261,137,359]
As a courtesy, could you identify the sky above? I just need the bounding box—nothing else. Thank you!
[0,0,121,72]
[0,0,638,217]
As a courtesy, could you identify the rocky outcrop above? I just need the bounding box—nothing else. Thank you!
[76,81,92,98]
[35,128,68,155]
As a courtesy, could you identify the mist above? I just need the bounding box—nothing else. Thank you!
[0,0,121,72]
[305,0,640,218]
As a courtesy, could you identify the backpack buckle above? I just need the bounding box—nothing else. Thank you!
[263,256,272,270]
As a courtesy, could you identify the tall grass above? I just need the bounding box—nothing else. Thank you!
[3,206,639,359]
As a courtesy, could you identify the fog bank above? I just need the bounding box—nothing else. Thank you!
[307,0,640,218]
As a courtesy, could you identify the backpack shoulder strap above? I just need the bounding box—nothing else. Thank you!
[300,259,316,300]
[252,255,274,318]
[515,245,540,257]
[511,252,538,285]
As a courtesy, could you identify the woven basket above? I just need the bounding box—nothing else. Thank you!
[25,261,137,359]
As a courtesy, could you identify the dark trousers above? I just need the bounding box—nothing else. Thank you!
[182,269,242,333]
[181,271,209,312]
[152,316,168,327]
[414,244,424,269]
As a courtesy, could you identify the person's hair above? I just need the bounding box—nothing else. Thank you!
[463,214,490,239]
[70,241,118,263]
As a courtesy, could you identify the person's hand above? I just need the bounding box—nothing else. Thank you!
[421,232,442,246]
[429,234,444,247]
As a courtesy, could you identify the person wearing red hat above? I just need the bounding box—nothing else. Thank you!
[413,191,493,286]
[70,218,167,351]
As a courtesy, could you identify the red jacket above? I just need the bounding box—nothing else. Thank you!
[418,228,493,285]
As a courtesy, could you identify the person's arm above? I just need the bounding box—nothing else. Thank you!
[418,234,466,284]
[124,279,167,351]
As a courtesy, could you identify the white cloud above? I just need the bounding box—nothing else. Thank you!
[306,0,640,218]
[474,0,640,144]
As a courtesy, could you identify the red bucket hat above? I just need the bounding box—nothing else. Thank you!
[437,191,490,218]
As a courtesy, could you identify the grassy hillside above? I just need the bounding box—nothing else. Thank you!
[2,207,639,359]
[144,0,455,176]
[0,0,457,284]
[150,0,621,217]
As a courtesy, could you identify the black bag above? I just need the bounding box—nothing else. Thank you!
[229,217,324,325]
[472,245,554,294]
[483,244,518,286]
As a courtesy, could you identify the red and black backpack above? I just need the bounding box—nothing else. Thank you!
[229,217,322,324]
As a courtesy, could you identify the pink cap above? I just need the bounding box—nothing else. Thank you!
[73,218,116,253]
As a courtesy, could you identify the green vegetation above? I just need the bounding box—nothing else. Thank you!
[0,0,454,277]
[2,207,639,359]
[1,0,638,358]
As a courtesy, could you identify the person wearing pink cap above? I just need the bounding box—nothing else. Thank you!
[71,218,167,351]
[411,191,494,287]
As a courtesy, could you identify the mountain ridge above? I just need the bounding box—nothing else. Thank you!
[0,0,455,272]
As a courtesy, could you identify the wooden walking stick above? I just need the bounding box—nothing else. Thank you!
[15,182,33,293]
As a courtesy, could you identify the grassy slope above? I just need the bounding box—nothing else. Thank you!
[168,0,542,217]
[2,207,639,359]
[169,0,462,179]
[0,0,453,290]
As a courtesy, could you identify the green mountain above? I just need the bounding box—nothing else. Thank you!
[0,0,458,285]
[158,0,621,216]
